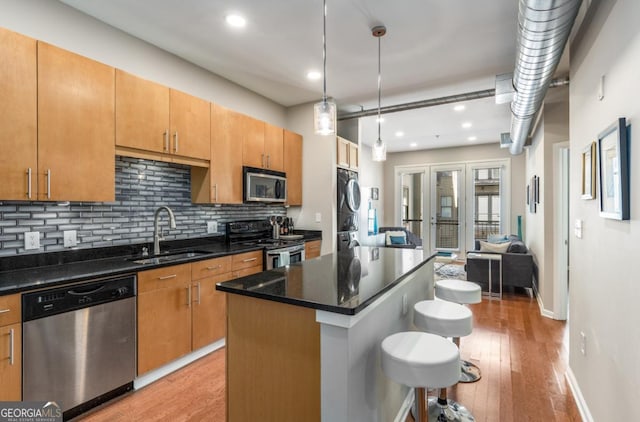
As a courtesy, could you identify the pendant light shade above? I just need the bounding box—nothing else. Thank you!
[371,25,387,162]
[313,0,336,136]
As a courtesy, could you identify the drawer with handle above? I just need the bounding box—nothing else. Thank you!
[231,250,263,271]
[138,263,191,294]
[192,256,232,280]
[0,293,21,326]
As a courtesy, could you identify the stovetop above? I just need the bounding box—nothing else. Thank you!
[226,220,304,250]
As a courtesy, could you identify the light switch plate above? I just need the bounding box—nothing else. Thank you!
[574,219,583,239]
[24,231,40,250]
[315,213,322,223]
[64,230,78,247]
[207,221,218,234]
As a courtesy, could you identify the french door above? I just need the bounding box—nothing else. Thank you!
[430,165,465,253]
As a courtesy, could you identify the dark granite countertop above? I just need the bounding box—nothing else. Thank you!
[216,246,435,315]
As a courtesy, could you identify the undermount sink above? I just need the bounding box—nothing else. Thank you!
[128,250,210,265]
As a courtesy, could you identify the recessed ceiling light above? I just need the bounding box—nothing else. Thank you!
[225,14,246,28]
[376,117,385,123]
[454,104,466,112]
[306,71,322,80]
[461,122,472,129]
[410,142,418,147]
[468,136,477,141]
[395,131,404,137]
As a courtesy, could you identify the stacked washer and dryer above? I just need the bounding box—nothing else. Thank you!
[337,168,361,251]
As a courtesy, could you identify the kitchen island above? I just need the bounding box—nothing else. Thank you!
[216,246,436,422]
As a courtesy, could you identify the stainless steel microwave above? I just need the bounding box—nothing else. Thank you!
[243,166,287,203]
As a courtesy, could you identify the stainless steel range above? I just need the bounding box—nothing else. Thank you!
[226,220,305,270]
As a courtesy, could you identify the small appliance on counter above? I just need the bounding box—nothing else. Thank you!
[226,220,305,270]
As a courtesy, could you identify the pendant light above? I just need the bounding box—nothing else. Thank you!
[371,25,387,161]
[313,0,336,136]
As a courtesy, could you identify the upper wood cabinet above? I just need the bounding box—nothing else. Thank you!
[284,130,303,206]
[0,28,38,201]
[38,42,115,202]
[191,104,244,204]
[116,70,210,164]
[337,136,358,170]
[242,118,284,172]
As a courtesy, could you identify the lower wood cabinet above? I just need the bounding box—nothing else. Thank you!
[305,240,322,259]
[0,293,22,401]
[192,273,231,350]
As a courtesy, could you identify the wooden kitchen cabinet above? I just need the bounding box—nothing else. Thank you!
[337,136,358,170]
[242,118,284,171]
[305,240,322,259]
[192,273,231,350]
[38,42,116,202]
[137,264,192,375]
[284,130,303,206]
[116,70,210,165]
[0,293,21,401]
[0,28,37,201]
[191,104,244,204]
[231,250,263,277]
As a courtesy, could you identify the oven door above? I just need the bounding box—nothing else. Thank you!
[266,248,305,270]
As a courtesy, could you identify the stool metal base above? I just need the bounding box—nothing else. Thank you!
[459,359,481,383]
[427,396,475,422]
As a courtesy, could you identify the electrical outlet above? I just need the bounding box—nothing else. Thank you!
[315,212,322,223]
[207,221,218,234]
[580,331,587,356]
[63,230,78,247]
[24,231,40,250]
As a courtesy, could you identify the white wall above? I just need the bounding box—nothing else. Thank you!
[285,103,337,255]
[383,143,526,236]
[568,0,640,420]
[0,0,286,126]
[357,144,385,246]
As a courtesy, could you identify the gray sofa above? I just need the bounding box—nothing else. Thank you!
[465,235,533,291]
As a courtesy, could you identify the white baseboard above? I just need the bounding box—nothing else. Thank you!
[565,366,594,422]
[394,389,414,422]
[134,339,225,389]
[532,282,555,319]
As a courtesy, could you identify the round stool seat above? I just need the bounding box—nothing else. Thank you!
[414,300,472,338]
[381,331,459,389]
[435,279,481,304]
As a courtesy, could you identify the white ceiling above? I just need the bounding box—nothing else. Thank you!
[60,0,521,152]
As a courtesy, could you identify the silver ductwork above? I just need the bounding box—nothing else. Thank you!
[508,0,582,155]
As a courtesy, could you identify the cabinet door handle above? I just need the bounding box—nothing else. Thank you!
[0,309,10,314]
[9,328,14,365]
[212,184,218,203]
[158,274,177,280]
[174,131,179,153]
[267,154,270,168]
[243,257,257,263]
[26,168,32,199]
[196,282,201,305]
[261,154,265,168]
[164,130,169,152]
[206,265,221,270]
[187,285,192,308]
[46,169,51,199]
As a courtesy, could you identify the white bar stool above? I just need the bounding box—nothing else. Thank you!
[381,331,460,422]
[414,300,475,421]
[434,278,482,383]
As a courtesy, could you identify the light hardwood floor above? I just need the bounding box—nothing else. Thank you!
[79,292,580,422]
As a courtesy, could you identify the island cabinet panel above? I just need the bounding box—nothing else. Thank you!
[283,130,303,206]
[191,104,243,204]
[305,240,322,259]
[226,294,320,421]
[0,27,37,201]
[0,293,21,401]
[38,42,115,202]
[137,264,192,375]
[191,273,230,350]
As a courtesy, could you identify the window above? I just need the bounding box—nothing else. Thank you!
[440,196,453,218]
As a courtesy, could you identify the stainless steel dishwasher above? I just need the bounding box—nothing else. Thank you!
[22,275,136,420]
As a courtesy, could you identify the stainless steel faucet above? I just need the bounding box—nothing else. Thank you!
[153,206,177,255]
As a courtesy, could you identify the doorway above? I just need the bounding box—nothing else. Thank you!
[553,143,570,320]
[430,165,464,253]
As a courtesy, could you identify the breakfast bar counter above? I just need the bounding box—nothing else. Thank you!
[217,246,436,422]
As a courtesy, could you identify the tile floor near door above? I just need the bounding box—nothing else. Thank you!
[80,294,580,422]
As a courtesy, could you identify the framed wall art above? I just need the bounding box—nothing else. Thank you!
[581,142,596,199]
[598,117,629,220]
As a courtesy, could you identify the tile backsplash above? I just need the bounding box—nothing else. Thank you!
[0,156,286,256]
